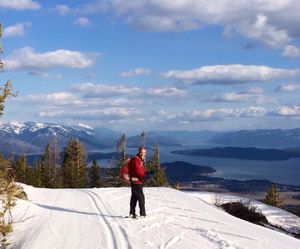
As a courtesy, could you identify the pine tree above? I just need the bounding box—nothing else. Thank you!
[13,155,29,184]
[61,139,88,188]
[39,140,62,188]
[146,143,168,187]
[89,159,101,188]
[264,184,282,207]
[106,133,128,187]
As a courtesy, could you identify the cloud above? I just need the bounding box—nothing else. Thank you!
[146,86,187,97]
[211,88,277,104]
[4,47,98,71]
[119,68,150,78]
[28,71,62,79]
[275,82,300,92]
[74,17,91,26]
[152,106,267,123]
[2,23,31,37]
[282,45,300,58]
[71,83,140,97]
[53,4,70,15]
[99,0,300,52]
[25,92,81,106]
[164,64,300,85]
[37,107,140,121]
[269,105,300,117]
[0,0,40,10]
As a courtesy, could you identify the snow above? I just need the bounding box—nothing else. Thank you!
[78,123,94,130]
[8,185,300,249]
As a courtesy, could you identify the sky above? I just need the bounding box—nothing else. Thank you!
[1,0,300,132]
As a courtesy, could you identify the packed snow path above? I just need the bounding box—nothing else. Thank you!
[9,185,300,249]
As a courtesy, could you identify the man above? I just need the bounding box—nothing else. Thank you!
[128,147,146,219]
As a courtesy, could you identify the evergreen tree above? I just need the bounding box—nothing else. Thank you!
[39,140,62,188]
[61,139,88,188]
[89,159,101,188]
[106,133,128,187]
[264,184,282,207]
[13,155,29,184]
[146,143,168,187]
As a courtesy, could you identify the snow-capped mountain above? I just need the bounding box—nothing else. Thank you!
[0,121,119,155]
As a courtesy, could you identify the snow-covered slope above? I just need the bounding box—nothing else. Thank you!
[9,185,300,249]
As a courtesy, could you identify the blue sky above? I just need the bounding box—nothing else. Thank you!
[1,0,300,132]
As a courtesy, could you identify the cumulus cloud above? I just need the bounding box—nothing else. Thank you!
[152,106,267,123]
[37,107,140,120]
[119,68,150,78]
[74,17,91,26]
[0,0,40,10]
[275,82,300,92]
[25,92,81,106]
[270,105,300,117]
[2,22,31,37]
[53,4,70,15]
[99,0,300,52]
[282,45,300,58]
[71,83,140,97]
[146,86,187,97]
[211,88,277,104]
[164,64,300,85]
[3,47,98,71]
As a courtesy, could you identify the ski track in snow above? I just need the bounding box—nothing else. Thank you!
[81,189,132,249]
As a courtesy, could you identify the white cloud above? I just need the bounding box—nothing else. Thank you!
[74,17,91,26]
[100,0,300,51]
[146,86,187,97]
[0,0,40,10]
[53,4,70,15]
[4,47,98,70]
[270,105,300,117]
[2,23,31,37]
[71,83,140,97]
[119,68,150,78]
[153,106,267,123]
[164,64,300,85]
[26,92,81,105]
[282,45,300,58]
[37,107,140,120]
[211,88,277,104]
[275,82,300,92]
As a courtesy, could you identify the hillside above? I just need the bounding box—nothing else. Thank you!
[9,185,300,249]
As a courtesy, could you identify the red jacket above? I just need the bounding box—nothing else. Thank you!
[129,155,146,184]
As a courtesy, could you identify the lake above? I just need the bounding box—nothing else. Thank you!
[97,145,300,187]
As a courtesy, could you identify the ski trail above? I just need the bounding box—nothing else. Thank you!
[160,233,185,249]
[81,190,132,249]
[81,190,117,249]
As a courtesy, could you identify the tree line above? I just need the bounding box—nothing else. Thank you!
[2,133,168,189]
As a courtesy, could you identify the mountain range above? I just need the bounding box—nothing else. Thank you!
[2,121,300,155]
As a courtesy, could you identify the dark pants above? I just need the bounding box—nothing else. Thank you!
[130,183,146,216]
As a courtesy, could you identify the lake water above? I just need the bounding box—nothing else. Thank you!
[97,145,300,187]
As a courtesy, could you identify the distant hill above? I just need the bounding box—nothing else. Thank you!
[209,129,300,149]
[161,161,216,183]
[171,147,300,160]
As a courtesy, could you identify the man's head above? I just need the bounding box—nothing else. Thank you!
[138,146,146,160]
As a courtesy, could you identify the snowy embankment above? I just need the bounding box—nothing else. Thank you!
[8,184,300,249]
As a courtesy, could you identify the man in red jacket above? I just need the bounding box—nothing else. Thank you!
[128,147,146,218]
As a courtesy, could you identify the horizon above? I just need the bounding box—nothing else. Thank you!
[1,1,300,132]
